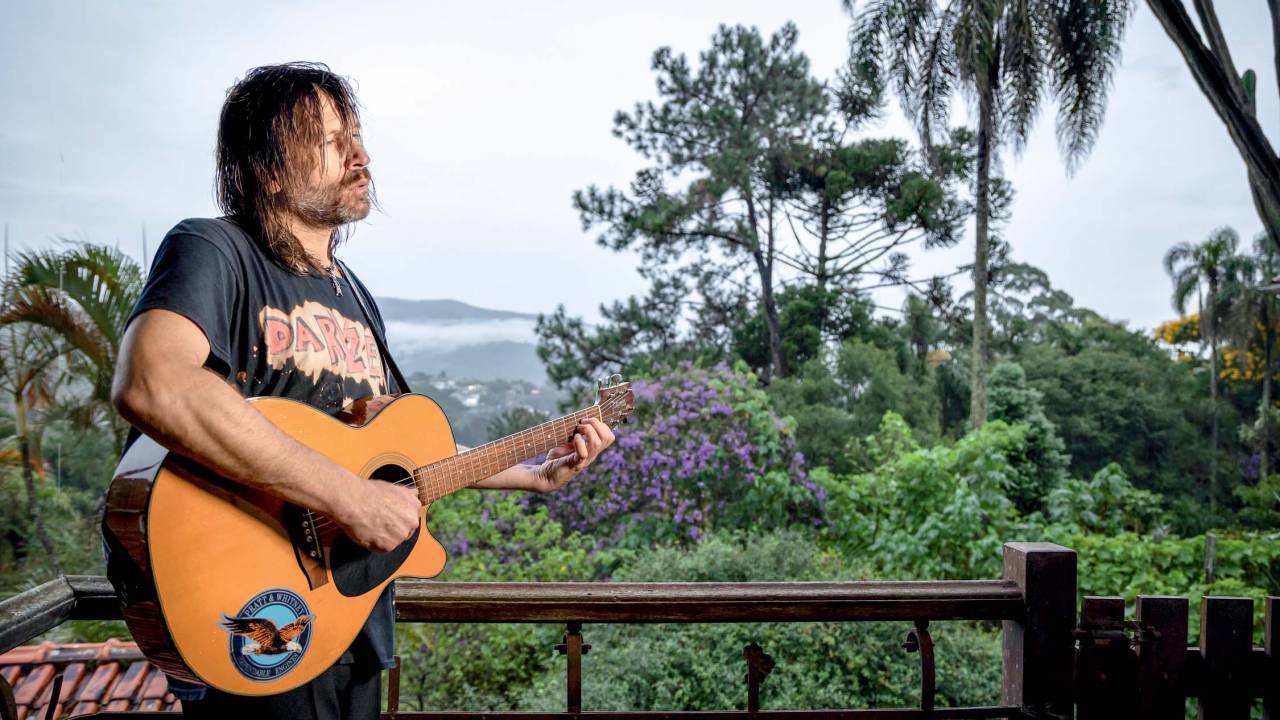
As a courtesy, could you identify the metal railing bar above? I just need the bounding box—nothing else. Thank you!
[377,707,1024,719]
[0,577,76,655]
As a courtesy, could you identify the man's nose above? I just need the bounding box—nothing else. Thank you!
[348,137,370,169]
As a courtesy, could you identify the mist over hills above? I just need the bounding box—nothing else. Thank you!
[375,297,546,384]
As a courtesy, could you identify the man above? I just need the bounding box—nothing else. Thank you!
[109,62,614,719]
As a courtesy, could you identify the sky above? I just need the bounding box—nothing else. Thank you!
[0,1,1274,333]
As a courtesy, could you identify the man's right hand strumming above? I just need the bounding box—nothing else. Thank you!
[333,478,422,553]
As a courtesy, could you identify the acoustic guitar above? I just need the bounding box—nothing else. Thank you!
[102,378,634,695]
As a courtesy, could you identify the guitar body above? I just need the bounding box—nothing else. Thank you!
[104,393,453,696]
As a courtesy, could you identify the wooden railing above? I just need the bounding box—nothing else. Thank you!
[0,541,1276,719]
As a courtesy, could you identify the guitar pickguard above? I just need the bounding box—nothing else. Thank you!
[329,525,420,597]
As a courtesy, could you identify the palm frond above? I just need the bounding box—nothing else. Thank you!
[953,0,998,90]
[14,242,144,350]
[998,0,1046,152]
[0,285,113,402]
[914,5,960,157]
[1045,0,1136,172]
[1163,240,1195,276]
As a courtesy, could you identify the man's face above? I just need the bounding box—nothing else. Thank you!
[288,94,372,229]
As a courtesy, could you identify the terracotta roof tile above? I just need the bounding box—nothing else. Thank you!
[137,667,167,701]
[32,661,87,713]
[0,640,180,718]
[75,664,119,704]
[106,662,146,701]
[13,663,54,706]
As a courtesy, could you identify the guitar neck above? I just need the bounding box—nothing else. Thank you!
[412,407,602,502]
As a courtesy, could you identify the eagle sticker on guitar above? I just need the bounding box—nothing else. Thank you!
[219,589,314,681]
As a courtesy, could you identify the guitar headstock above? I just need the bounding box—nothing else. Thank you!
[594,374,635,427]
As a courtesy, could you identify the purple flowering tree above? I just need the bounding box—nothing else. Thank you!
[528,363,822,547]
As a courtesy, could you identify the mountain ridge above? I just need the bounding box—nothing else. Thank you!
[374,297,538,323]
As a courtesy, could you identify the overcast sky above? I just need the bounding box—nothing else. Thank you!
[0,1,1273,332]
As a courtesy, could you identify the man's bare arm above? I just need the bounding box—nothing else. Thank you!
[468,418,615,494]
[111,309,419,552]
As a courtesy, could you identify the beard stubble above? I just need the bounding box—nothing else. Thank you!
[290,170,372,229]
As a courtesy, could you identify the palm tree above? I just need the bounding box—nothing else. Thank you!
[1221,235,1280,480]
[0,243,145,453]
[1165,226,1241,510]
[845,0,1135,427]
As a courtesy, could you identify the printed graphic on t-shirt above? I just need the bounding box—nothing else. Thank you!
[258,301,387,396]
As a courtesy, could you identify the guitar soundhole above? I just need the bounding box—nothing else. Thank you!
[329,463,420,598]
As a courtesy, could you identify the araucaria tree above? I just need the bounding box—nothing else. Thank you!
[845,0,1135,426]
[574,23,827,383]
[565,23,970,387]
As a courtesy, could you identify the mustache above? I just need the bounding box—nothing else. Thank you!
[344,170,371,186]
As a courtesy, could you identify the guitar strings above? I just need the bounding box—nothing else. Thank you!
[305,389,634,535]
[304,393,629,536]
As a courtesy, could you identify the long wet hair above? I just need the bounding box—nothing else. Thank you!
[215,62,375,274]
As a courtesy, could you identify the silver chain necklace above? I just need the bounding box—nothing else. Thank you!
[320,264,342,297]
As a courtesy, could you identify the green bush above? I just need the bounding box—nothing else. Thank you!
[517,530,1002,712]
[817,413,1028,580]
[987,361,1069,513]
[394,489,607,710]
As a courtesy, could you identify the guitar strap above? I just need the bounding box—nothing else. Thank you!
[336,258,413,395]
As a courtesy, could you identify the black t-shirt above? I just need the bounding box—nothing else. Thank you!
[133,217,397,406]
[126,216,399,675]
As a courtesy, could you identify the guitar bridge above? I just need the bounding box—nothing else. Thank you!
[284,504,330,590]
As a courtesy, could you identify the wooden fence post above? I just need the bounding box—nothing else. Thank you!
[1266,597,1279,720]
[1199,596,1253,720]
[1075,596,1134,719]
[1002,542,1076,719]
[1135,595,1189,720]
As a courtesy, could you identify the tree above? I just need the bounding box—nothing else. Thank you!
[575,23,827,382]
[732,284,880,378]
[846,0,1136,426]
[1164,226,1242,509]
[0,316,67,577]
[982,262,1100,356]
[1221,234,1280,478]
[486,407,551,444]
[1021,318,1212,511]
[987,361,1070,513]
[901,293,939,363]
[536,267,739,400]
[1146,0,1280,246]
[777,132,971,294]
[0,243,145,453]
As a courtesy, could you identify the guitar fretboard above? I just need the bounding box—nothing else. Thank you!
[412,407,603,502]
